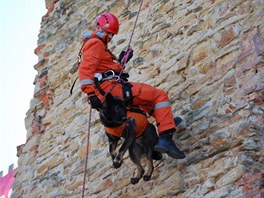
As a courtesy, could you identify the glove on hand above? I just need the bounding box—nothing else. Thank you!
[118,48,133,64]
[88,95,102,109]
[120,73,129,82]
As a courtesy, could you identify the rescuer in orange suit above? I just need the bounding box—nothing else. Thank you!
[78,12,185,159]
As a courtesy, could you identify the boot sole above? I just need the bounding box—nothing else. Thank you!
[155,146,185,159]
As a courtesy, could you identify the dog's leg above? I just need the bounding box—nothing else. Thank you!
[113,118,136,169]
[129,142,145,184]
[142,124,159,181]
[106,133,119,161]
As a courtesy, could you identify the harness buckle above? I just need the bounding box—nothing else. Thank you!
[114,75,120,81]
[94,73,103,81]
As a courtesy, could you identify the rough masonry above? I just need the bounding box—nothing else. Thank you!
[12,0,264,197]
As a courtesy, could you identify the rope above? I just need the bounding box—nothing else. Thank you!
[126,0,144,50]
[120,0,144,67]
[105,0,144,97]
[81,107,92,198]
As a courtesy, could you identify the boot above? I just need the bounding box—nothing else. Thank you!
[154,129,185,159]
[174,117,182,126]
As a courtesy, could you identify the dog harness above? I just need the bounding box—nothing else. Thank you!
[104,110,149,138]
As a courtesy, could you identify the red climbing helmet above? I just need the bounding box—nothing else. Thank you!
[96,13,119,34]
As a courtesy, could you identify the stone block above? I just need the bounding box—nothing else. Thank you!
[22,135,40,153]
[34,44,45,55]
[209,129,230,147]
[204,186,230,198]
[191,97,209,110]
[218,26,237,48]
[224,69,236,87]
[37,155,63,175]
[215,165,245,188]
[192,41,212,66]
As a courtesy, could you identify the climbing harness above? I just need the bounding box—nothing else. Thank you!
[93,70,132,103]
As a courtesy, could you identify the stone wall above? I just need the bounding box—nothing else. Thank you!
[12,0,264,197]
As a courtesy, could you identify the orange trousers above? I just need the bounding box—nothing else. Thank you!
[97,80,176,133]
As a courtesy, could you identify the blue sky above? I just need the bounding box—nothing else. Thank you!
[0,1,46,175]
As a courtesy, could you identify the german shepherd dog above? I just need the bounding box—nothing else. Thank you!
[99,93,162,184]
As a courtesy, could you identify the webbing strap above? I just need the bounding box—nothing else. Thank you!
[94,78,107,96]
[70,76,78,95]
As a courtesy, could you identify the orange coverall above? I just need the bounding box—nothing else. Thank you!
[78,38,176,133]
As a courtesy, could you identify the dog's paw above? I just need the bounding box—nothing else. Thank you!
[113,161,122,169]
[131,177,140,184]
[113,156,122,168]
[143,175,151,181]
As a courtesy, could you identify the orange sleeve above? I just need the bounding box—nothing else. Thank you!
[78,38,105,94]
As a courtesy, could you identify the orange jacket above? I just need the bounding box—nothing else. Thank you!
[78,38,122,95]
[105,111,149,138]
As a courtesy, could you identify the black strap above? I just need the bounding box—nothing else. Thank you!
[122,82,133,105]
[70,76,79,95]
[128,107,146,116]
[69,39,87,95]
[94,78,107,96]
[94,77,134,106]
[149,109,154,116]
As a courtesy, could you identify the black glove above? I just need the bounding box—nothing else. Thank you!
[118,48,133,63]
[120,73,129,82]
[88,95,102,109]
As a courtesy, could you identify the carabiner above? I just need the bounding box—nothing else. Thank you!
[104,70,115,79]
[114,75,120,82]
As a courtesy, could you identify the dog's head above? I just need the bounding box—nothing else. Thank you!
[99,93,127,128]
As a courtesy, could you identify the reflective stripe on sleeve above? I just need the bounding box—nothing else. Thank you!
[154,101,171,111]
[80,79,94,86]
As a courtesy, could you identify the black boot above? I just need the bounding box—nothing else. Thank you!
[154,129,185,159]
[174,117,182,126]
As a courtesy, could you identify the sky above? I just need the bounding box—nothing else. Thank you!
[0,1,46,175]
